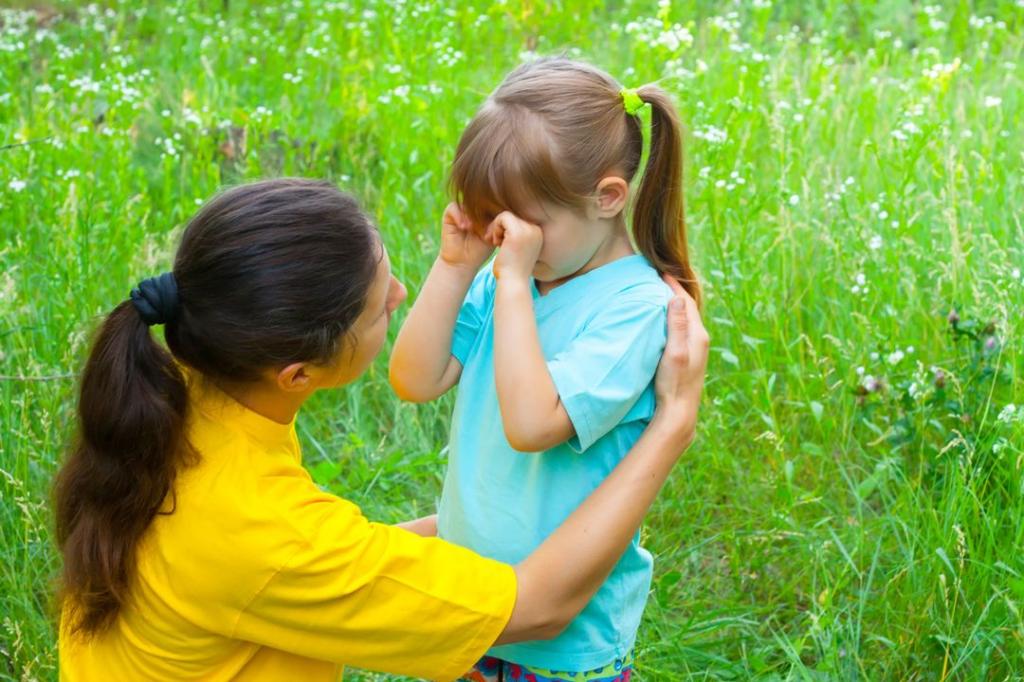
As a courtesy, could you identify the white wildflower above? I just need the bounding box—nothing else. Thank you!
[692,125,728,144]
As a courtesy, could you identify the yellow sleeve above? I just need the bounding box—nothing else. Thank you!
[230,480,517,681]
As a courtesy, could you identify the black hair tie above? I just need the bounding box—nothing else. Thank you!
[130,272,179,326]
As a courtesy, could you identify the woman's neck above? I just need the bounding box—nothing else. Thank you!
[213,377,310,425]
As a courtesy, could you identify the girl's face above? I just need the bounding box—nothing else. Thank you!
[324,245,407,387]
[516,201,619,283]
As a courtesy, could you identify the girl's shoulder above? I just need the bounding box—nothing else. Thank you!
[600,255,674,306]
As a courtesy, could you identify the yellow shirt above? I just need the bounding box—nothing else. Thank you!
[59,376,517,681]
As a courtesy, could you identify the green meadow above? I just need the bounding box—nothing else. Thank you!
[2,1,1023,679]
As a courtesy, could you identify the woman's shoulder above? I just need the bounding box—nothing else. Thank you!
[175,417,351,548]
[139,438,366,622]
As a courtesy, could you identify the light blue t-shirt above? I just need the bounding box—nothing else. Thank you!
[437,254,672,671]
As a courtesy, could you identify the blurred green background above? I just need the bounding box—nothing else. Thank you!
[1,1,1022,679]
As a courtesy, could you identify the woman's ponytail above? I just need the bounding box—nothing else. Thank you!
[631,85,701,307]
[54,299,190,636]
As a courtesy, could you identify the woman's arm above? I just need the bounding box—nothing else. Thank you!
[389,203,493,402]
[496,276,708,642]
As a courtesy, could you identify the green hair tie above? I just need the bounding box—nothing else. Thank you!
[620,87,645,116]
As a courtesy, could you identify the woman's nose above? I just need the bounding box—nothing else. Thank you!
[390,278,408,311]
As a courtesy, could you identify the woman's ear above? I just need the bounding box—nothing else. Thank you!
[276,362,313,393]
[594,176,629,218]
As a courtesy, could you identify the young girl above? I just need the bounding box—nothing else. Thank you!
[390,58,700,680]
[54,178,708,681]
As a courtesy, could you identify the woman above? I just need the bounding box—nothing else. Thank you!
[54,178,708,681]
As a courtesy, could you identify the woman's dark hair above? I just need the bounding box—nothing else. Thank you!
[53,178,381,636]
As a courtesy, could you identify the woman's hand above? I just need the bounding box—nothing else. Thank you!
[490,211,543,282]
[652,275,710,446]
[439,202,494,273]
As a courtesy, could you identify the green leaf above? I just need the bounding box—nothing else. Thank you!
[718,348,740,367]
[741,334,764,349]
[310,459,342,486]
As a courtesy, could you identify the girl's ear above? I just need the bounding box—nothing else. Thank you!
[594,176,629,218]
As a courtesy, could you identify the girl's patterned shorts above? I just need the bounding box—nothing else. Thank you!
[460,650,634,682]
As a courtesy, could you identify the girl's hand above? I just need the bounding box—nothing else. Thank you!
[439,202,494,272]
[395,514,438,537]
[652,275,709,444]
[491,211,543,282]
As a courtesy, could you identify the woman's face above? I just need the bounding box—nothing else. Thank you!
[323,244,407,387]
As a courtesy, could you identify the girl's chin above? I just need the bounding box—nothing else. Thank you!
[533,262,577,284]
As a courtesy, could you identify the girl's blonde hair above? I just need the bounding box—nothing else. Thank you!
[450,56,700,305]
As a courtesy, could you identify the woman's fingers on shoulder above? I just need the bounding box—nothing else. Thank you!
[662,289,709,367]
[662,337,689,367]
[667,295,688,328]
[659,277,707,342]
[688,298,710,349]
[681,295,709,345]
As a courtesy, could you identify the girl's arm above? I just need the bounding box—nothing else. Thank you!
[493,277,573,451]
[496,276,708,643]
[490,212,573,452]
[389,258,475,402]
[389,204,494,402]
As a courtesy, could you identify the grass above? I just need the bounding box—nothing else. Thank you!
[2,0,1023,679]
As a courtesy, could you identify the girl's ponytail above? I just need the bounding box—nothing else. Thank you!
[54,299,190,636]
[631,85,701,307]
